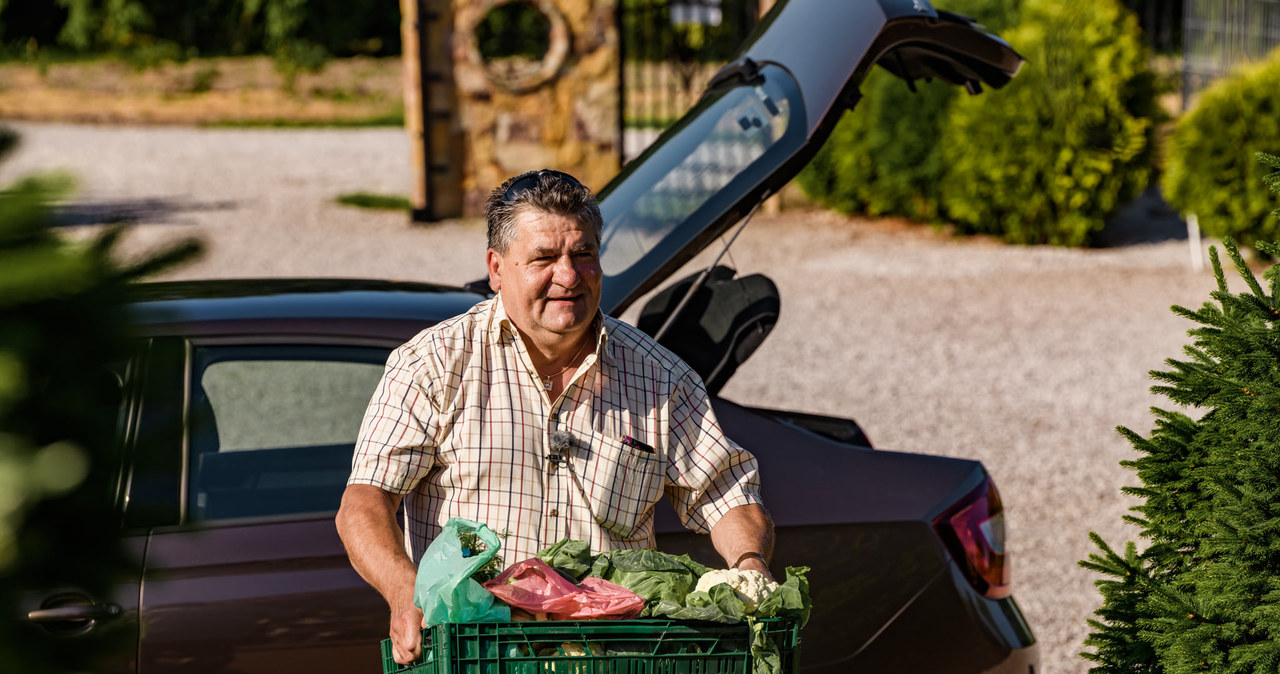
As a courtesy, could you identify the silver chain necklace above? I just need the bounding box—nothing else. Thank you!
[535,339,590,391]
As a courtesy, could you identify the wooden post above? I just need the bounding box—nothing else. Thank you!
[401,0,429,220]
[401,0,463,221]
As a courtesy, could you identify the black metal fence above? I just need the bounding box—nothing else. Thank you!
[617,0,759,161]
[1182,0,1280,99]
[1123,0,1184,54]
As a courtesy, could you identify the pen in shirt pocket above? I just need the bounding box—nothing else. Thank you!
[620,435,655,454]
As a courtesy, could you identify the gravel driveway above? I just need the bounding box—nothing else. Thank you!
[1,121,1238,673]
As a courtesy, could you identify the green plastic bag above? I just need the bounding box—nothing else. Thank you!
[414,517,511,627]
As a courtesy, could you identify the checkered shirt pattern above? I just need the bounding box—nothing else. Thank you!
[348,296,762,567]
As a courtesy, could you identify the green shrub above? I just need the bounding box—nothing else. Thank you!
[798,71,954,220]
[1163,52,1280,251]
[797,0,1023,222]
[1081,155,1280,672]
[939,0,1157,245]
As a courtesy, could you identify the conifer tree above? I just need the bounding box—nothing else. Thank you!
[1082,152,1280,673]
[0,127,200,672]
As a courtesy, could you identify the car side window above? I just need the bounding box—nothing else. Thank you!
[188,345,388,522]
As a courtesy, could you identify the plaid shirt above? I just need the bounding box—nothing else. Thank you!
[348,296,762,567]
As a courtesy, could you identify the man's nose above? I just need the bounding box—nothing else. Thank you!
[551,256,580,286]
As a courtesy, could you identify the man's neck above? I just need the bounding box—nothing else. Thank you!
[518,325,594,373]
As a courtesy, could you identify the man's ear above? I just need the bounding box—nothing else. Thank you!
[486,248,503,291]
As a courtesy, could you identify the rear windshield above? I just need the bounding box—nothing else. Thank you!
[597,64,806,313]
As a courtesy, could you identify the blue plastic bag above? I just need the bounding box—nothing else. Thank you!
[413,517,511,627]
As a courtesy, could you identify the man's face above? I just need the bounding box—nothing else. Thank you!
[487,208,603,345]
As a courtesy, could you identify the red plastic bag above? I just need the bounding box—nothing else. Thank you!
[483,558,645,620]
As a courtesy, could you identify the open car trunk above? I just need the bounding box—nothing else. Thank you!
[598,0,1022,318]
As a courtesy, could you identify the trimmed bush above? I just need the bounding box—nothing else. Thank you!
[797,0,1022,222]
[939,0,1157,245]
[798,70,955,221]
[1163,51,1280,251]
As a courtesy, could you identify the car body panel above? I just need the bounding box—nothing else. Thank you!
[840,563,1038,672]
[139,520,384,673]
[16,537,146,674]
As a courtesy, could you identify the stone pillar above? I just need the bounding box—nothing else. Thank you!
[454,0,620,215]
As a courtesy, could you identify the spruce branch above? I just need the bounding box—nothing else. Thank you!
[1224,239,1266,300]
[1258,151,1280,220]
[1210,245,1227,295]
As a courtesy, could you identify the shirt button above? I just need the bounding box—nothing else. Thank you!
[550,509,559,517]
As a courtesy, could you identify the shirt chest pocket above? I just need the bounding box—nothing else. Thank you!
[570,430,664,541]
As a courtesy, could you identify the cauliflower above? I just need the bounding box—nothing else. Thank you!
[694,568,778,613]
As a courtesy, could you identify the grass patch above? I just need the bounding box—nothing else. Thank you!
[624,115,680,130]
[205,109,404,129]
[336,192,412,211]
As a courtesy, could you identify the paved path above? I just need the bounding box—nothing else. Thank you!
[1,121,1236,672]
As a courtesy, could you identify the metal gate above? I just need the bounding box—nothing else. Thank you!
[617,0,760,162]
[1183,0,1280,103]
[1122,0,1183,54]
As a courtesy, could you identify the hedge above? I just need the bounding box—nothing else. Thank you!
[939,0,1157,245]
[1162,50,1280,251]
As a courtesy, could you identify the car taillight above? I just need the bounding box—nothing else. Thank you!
[932,476,1010,600]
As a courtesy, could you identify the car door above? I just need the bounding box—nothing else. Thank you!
[17,356,145,674]
[18,542,145,674]
[136,338,393,674]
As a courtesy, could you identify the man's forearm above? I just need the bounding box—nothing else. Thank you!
[336,484,424,665]
[336,484,417,601]
[709,503,775,576]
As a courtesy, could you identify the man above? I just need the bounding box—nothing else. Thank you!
[335,169,773,665]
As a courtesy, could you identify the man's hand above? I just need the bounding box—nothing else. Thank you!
[389,588,425,665]
[734,553,773,580]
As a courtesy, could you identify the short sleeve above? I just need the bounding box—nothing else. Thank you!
[663,369,762,533]
[347,340,440,493]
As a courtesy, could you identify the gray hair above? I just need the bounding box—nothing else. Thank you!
[485,170,603,254]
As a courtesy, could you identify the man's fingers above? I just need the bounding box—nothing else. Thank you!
[392,628,422,664]
[391,607,424,665]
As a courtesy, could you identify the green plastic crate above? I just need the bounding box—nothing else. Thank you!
[380,618,801,674]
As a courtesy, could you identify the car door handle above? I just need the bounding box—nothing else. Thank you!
[28,603,122,624]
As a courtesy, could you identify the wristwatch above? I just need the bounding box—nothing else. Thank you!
[731,551,767,569]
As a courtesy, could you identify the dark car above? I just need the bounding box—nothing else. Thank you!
[19,0,1035,671]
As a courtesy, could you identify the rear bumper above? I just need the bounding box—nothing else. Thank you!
[838,563,1039,673]
[981,642,1040,674]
